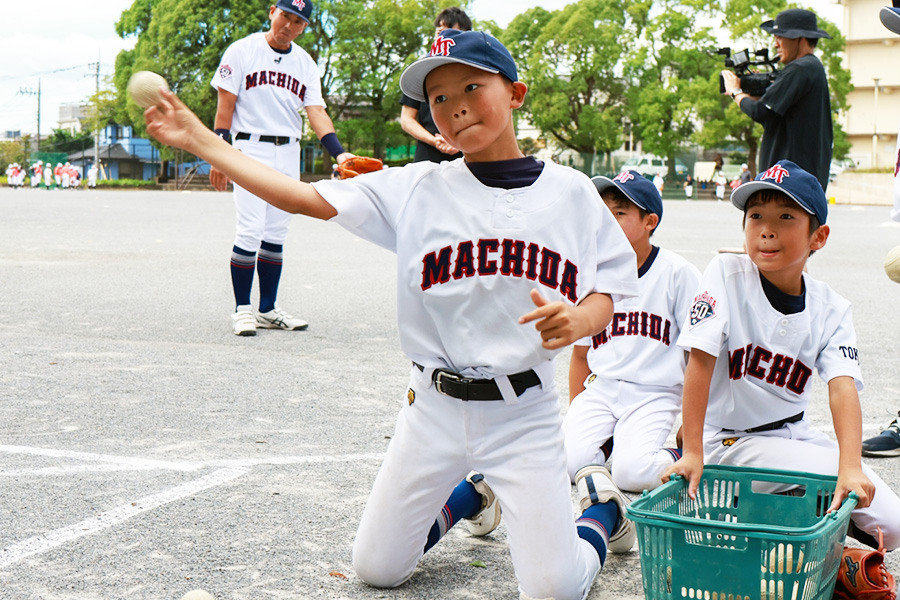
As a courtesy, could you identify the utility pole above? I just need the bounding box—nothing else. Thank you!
[87,56,100,178]
[17,78,40,151]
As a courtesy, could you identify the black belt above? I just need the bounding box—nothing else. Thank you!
[413,363,540,401]
[235,132,296,146]
[723,412,804,434]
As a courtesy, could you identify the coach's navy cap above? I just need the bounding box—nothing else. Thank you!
[275,0,313,23]
[881,5,900,35]
[592,170,663,228]
[400,30,518,102]
[760,8,831,39]
[730,160,828,224]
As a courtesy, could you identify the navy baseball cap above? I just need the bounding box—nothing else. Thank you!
[400,30,518,103]
[592,170,664,228]
[730,160,828,224]
[275,0,313,23]
[881,4,900,35]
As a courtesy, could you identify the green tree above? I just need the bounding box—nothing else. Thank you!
[507,0,636,175]
[0,141,26,170]
[327,0,469,159]
[624,0,719,181]
[43,128,94,154]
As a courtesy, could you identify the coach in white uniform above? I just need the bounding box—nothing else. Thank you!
[210,0,352,336]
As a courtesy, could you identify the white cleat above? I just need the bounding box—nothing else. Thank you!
[231,305,257,336]
[575,464,636,553]
[256,306,308,331]
[464,472,501,536]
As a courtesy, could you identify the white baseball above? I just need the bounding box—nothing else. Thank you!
[127,71,169,109]
[885,245,900,283]
[179,590,215,600]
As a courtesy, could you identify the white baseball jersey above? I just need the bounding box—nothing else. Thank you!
[211,31,325,137]
[313,158,639,379]
[891,118,900,223]
[677,253,863,431]
[578,246,700,387]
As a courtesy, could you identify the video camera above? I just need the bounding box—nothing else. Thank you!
[717,47,780,97]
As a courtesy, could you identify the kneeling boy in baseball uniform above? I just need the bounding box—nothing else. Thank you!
[144,30,640,599]
[664,160,900,551]
[564,171,700,493]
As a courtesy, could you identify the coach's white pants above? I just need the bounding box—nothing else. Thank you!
[352,365,600,600]
[705,419,900,550]
[563,377,681,493]
[232,138,300,252]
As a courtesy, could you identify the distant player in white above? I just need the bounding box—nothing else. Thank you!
[87,164,98,189]
[146,30,642,599]
[210,0,353,336]
[714,170,727,201]
[61,162,70,189]
[43,163,52,189]
[564,170,700,492]
[652,172,664,195]
[665,160,900,551]
[31,161,42,188]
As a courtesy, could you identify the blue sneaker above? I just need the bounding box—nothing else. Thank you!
[862,412,900,457]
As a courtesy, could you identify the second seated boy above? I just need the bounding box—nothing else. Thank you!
[564,171,700,493]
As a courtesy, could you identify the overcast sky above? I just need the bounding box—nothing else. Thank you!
[0,0,845,139]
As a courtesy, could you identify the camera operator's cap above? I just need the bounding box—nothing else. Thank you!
[730,160,828,224]
[592,170,663,227]
[400,29,518,102]
[275,0,312,23]
[881,5,900,35]
[761,8,831,39]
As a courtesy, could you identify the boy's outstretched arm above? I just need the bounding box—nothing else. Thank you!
[828,375,875,511]
[661,348,716,499]
[519,290,613,351]
[144,89,336,220]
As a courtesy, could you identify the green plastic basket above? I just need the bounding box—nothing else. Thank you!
[626,465,857,600]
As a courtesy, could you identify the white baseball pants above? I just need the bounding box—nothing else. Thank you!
[563,377,681,493]
[232,138,300,252]
[352,365,601,600]
[705,419,900,550]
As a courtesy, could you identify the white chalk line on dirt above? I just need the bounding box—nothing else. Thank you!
[0,446,385,569]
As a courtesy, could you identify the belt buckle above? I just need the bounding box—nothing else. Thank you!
[275,136,290,146]
[433,370,467,398]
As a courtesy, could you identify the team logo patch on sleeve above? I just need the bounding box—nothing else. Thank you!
[218,65,233,80]
[689,291,717,327]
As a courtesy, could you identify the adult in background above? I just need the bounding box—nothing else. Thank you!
[210,0,353,336]
[721,9,832,191]
[862,2,900,458]
[398,7,471,163]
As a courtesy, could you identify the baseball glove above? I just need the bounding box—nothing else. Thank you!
[335,156,383,179]
[833,531,896,600]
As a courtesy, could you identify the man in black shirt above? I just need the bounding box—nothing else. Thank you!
[399,7,470,163]
[721,9,833,191]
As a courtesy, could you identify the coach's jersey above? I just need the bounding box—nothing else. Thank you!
[313,159,639,378]
[677,253,863,431]
[211,32,325,137]
[578,246,700,388]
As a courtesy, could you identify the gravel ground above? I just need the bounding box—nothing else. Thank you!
[0,187,898,600]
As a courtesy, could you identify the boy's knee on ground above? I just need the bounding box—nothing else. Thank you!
[352,545,416,589]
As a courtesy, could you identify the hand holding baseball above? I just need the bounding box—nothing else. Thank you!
[127,71,170,109]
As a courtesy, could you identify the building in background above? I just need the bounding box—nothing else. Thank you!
[840,0,900,169]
